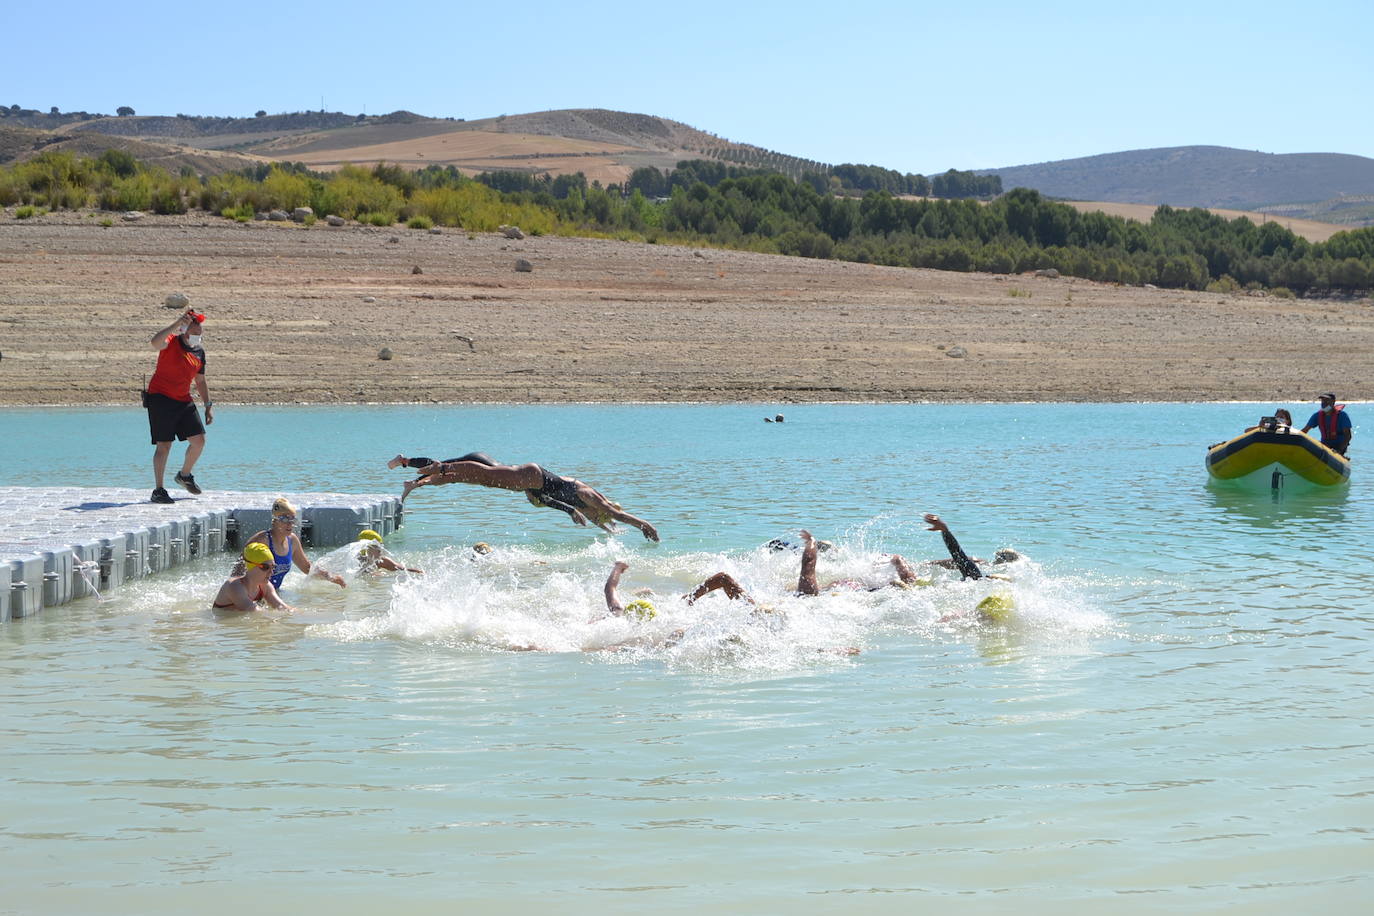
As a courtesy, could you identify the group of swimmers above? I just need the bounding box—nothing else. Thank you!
[213,460,1024,643]
[212,496,421,612]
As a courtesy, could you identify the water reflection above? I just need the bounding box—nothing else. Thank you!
[1204,479,1349,531]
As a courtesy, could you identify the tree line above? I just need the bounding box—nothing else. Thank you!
[2,150,1371,295]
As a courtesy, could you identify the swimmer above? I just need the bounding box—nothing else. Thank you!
[924,515,1021,624]
[923,514,1019,581]
[687,530,921,605]
[356,529,423,575]
[213,543,295,612]
[395,452,659,542]
[232,497,346,589]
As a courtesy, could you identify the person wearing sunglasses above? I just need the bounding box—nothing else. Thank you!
[232,497,347,589]
[213,542,296,612]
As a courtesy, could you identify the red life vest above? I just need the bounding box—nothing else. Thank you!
[1318,405,1345,442]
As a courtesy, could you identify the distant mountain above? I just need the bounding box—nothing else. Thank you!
[983,146,1374,213]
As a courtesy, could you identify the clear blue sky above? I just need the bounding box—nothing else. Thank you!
[5,0,1370,175]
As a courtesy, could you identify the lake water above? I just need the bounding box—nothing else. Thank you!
[2,403,1370,913]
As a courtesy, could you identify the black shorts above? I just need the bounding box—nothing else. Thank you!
[146,393,205,444]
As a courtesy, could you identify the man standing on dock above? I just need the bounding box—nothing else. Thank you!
[146,309,213,503]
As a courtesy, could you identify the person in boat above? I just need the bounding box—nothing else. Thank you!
[356,529,423,575]
[232,497,347,590]
[213,542,295,612]
[392,452,659,541]
[1300,394,1352,456]
[923,514,1020,581]
[1246,409,1293,432]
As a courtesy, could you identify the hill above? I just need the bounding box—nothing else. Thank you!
[984,146,1374,223]
[0,125,267,176]
[0,106,830,186]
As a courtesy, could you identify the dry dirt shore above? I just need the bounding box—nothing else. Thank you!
[1,210,1371,406]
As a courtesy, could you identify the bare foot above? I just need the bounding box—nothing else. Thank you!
[387,454,407,470]
[799,529,813,543]
[612,560,630,574]
[401,478,420,500]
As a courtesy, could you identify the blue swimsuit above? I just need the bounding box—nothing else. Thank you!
[265,532,293,588]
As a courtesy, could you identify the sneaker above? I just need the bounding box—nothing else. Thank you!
[151,487,174,504]
[174,472,202,495]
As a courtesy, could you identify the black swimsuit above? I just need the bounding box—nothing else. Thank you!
[531,468,586,509]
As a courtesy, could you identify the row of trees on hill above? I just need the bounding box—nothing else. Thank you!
[614,160,1003,202]
[3,151,1372,295]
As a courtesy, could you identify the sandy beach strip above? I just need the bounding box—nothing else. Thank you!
[1,212,1371,406]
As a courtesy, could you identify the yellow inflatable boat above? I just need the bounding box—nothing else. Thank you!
[1206,421,1350,487]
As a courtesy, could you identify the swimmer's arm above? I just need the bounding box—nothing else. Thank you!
[925,516,982,581]
[216,581,256,612]
[260,580,295,612]
[378,556,423,574]
[603,561,628,616]
[941,530,983,580]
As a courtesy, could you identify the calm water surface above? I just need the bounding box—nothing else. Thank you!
[1,403,1370,913]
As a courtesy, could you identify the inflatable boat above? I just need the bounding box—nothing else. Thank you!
[1206,420,1350,487]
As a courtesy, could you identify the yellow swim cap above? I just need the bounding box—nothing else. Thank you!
[359,529,383,542]
[976,593,1016,623]
[243,542,274,568]
[623,599,656,621]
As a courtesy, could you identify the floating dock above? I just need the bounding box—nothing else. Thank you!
[0,487,403,622]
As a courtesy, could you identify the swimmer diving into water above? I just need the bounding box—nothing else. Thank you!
[390,451,659,542]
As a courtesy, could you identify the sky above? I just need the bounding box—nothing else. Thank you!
[5,0,1371,175]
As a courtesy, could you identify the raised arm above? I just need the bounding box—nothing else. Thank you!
[603,561,629,616]
[150,311,195,349]
[924,514,983,581]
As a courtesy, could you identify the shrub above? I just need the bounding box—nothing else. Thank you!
[97,173,153,211]
[261,166,314,210]
[1205,274,1240,294]
[302,213,317,227]
[221,203,254,222]
[1270,286,1296,299]
[149,181,188,214]
[15,205,35,219]
[98,217,113,227]
[406,215,433,230]
[360,211,395,226]
[313,165,404,221]
[1007,287,1031,297]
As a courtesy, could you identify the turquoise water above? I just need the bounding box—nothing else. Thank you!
[2,403,1371,913]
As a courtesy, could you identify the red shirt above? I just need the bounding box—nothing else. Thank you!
[147,335,206,401]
